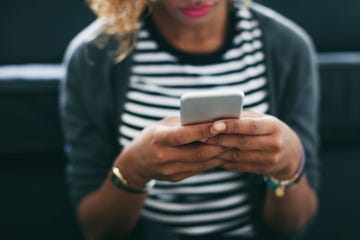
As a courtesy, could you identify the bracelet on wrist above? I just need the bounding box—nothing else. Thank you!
[263,145,306,198]
[111,166,155,194]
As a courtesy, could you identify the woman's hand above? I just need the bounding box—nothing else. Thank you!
[205,110,302,179]
[115,116,227,188]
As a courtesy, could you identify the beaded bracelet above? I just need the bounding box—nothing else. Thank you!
[263,146,305,198]
[111,166,155,194]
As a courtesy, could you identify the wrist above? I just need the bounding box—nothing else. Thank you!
[115,151,151,189]
[271,156,301,180]
[270,141,303,180]
[111,166,155,194]
[263,145,306,197]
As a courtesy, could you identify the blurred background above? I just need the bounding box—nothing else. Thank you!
[0,0,359,239]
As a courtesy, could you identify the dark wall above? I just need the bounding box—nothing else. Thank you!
[0,0,95,64]
[260,0,360,52]
[2,1,360,65]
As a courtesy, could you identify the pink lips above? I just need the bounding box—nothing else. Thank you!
[180,5,212,18]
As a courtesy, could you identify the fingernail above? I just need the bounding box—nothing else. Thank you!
[213,122,226,132]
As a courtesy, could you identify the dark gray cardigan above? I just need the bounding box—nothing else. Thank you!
[60,3,319,237]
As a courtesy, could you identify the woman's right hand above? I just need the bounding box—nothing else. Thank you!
[114,116,227,188]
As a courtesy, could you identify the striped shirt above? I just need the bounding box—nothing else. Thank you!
[118,7,269,239]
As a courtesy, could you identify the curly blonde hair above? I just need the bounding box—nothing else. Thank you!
[89,0,147,36]
[85,0,147,61]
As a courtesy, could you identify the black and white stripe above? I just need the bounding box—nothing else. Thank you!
[118,7,268,238]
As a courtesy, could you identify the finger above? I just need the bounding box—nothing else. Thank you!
[205,134,277,150]
[217,149,278,166]
[222,161,269,175]
[158,122,217,146]
[175,143,227,162]
[210,115,278,135]
[159,158,223,181]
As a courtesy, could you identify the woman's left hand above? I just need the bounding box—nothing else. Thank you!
[205,110,302,179]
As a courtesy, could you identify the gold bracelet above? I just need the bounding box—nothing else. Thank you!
[112,166,128,185]
[111,166,155,194]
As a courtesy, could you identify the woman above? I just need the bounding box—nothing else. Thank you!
[61,0,319,239]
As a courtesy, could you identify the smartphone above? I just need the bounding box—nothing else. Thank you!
[180,89,244,125]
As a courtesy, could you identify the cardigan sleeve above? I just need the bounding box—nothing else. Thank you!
[253,3,320,239]
[254,3,320,193]
[60,32,118,208]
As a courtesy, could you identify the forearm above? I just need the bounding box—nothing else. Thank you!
[77,175,147,240]
[263,174,318,234]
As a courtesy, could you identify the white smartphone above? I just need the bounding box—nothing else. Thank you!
[180,89,244,125]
